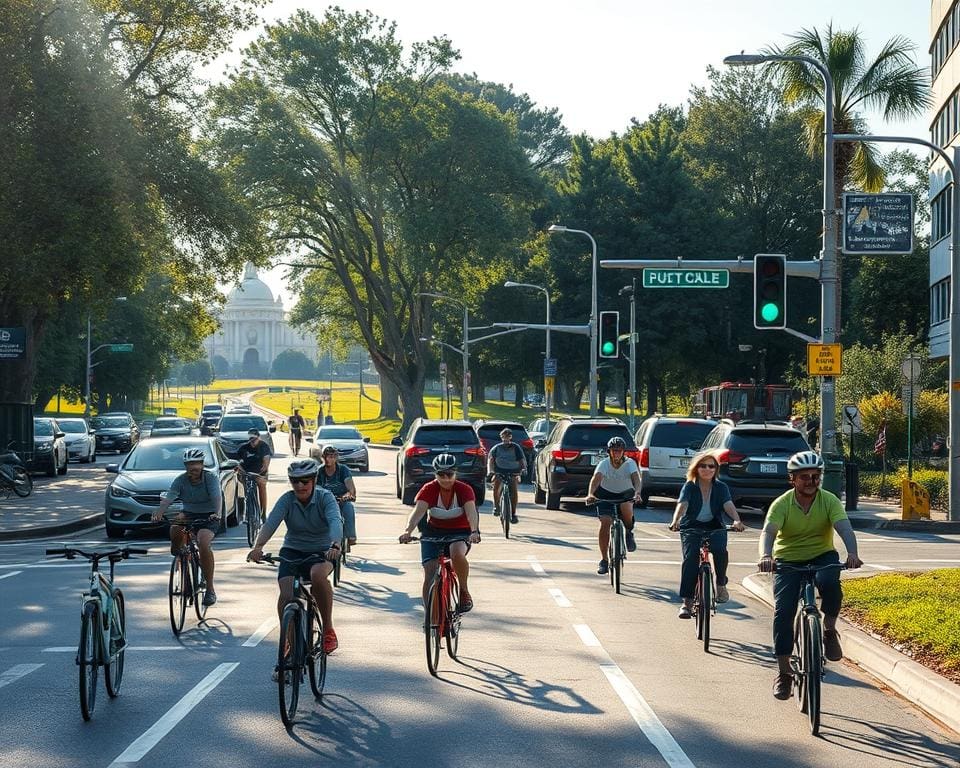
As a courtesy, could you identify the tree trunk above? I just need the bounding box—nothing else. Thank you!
[573,382,586,412]
[498,383,505,401]
[376,368,400,419]
[514,380,523,408]
[659,380,668,414]
[471,373,485,403]
[646,372,658,416]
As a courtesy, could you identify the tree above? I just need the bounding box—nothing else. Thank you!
[270,350,316,380]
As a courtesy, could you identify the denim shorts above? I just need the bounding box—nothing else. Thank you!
[277,546,330,581]
[419,528,472,565]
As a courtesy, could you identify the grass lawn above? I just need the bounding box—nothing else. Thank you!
[842,569,960,684]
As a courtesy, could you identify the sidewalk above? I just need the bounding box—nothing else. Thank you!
[737,496,960,533]
[0,465,107,541]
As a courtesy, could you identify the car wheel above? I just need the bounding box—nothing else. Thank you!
[58,452,68,475]
[395,467,402,499]
[227,493,239,527]
[546,490,561,510]
[46,456,57,477]
[360,462,369,473]
[534,479,546,505]
[89,447,96,463]
[474,486,485,507]
[638,491,650,508]
[401,484,417,506]
[105,524,125,540]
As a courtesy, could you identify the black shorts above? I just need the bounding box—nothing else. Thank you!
[170,516,220,535]
[595,488,634,518]
[277,546,330,581]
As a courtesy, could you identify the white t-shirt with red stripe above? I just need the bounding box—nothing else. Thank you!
[415,480,475,530]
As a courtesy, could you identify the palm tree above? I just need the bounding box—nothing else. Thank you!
[765,23,930,335]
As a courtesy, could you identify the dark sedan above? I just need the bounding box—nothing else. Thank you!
[149,417,195,438]
[90,412,140,454]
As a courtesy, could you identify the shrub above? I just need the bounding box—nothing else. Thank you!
[858,467,947,509]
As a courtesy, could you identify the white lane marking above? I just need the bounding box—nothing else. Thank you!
[573,624,600,647]
[0,571,22,580]
[0,663,43,688]
[241,617,278,647]
[864,563,894,571]
[527,555,546,575]
[601,663,696,768]
[108,662,238,766]
[548,587,572,607]
[43,646,184,653]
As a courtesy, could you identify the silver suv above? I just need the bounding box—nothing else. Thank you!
[633,416,717,507]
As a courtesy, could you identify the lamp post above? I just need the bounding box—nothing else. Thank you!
[547,225,598,416]
[504,281,552,426]
[84,297,128,417]
[619,280,637,431]
[724,52,839,457]
[418,292,470,420]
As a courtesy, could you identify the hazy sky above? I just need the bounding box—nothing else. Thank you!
[213,0,932,306]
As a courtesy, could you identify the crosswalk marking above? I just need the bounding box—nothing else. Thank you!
[0,663,43,689]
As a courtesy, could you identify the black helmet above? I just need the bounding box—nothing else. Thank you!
[432,453,457,472]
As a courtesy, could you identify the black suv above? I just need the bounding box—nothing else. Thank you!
[699,421,810,508]
[473,419,536,483]
[533,417,638,510]
[392,419,486,506]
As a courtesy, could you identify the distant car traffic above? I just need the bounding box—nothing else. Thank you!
[309,425,370,471]
[148,417,194,438]
[214,414,276,457]
[226,403,252,414]
[199,403,225,435]
[393,419,486,506]
[90,412,140,454]
[57,417,97,464]
[473,419,535,483]
[32,417,68,477]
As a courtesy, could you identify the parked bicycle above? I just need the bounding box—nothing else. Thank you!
[166,516,214,636]
[0,440,31,499]
[46,546,146,720]
[492,471,517,538]
[254,553,329,728]
[682,525,737,653]
[594,491,634,594]
[239,469,266,548]
[776,562,847,735]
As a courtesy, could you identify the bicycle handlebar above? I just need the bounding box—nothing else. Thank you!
[251,551,333,566]
[773,563,849,574]
[45,547,147,560]
[405,535,473,543]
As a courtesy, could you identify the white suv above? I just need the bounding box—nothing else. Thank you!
[633,416,717,507]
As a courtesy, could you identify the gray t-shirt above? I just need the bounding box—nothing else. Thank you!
[262,487,343,552]
[593,457,639,494]
[168,470,222,519]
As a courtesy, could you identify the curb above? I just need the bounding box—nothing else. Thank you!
[0,512,104,542]
[735,506,960,532]
[741,572,960,734]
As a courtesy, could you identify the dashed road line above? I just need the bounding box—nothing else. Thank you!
[0,570,22,580]
[241,617,278,647]
[548,587,572,607]
[0,663,43,689]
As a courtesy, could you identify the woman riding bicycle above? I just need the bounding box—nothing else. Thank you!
[317,445,358,546]
[585,436,640,576]
[668,451,745,619]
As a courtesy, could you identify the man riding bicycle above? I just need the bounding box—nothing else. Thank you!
[317,445,358,546]
[151,448,222,606]
[758,450,863,700]
[399,453,481,613]
[288,408,306,457]
[237,428,272,522]
[247,458,342,664]
[585,436,640,575]
[487,427,526,524]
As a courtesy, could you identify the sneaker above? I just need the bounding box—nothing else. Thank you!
[493,507,501,518]
[459,590,474,613]
[824,629,843,661]
[626,530,637,552]
[597,559,609,575]
[202,590,217,607]
[716,585,730,603]
[347,537,357,546]
[773,673,793,700]
[510,514,519,524]
[677,603,692,619]
[322,628,339,654]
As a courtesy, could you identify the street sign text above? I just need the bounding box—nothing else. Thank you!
[642,269,730,289]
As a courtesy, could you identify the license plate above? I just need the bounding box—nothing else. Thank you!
[590,454,600,465]
[760,463,778,473]
[678,459,689,468]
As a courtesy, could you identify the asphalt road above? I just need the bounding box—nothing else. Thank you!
[1,446,959,768]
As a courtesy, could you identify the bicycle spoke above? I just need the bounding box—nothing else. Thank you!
[278,606,301,727]
[78,603,98,721]
[425,578,443,677]
[104,589,125,697]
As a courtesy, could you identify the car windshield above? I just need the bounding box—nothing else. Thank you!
[58,420,87,433]
[650,422,715,449]
[477,425,529,441]
[219,416,267,432]
[317,428,362,440]
[413,427,478,446]
[154,418,187,428]
[564,425,635,449]
[33,420,55,436]
[729,430,809,454]
[91,416,130,429]
[124,441,215,470]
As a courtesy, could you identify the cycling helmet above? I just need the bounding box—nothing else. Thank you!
[287,459,320,479]
[432,453,457,472]
[607,436,627,450]
[182,448,206,464]
[787,451,824,472]
[321,444,338,456]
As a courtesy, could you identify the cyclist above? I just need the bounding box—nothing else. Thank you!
[247,458,342,664]
[584,436,640,575]
[151,447,222,606]
[758,450,863,700]
[668,451,745,618]
[288,408,306,456]
[237,428,272,521]
[399,453,481,613]
[487,427,526,524]
[317,444,358,546]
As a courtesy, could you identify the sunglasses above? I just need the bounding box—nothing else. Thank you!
[435,470,455,478]
[698,464,718,470]
[290,477,315,485]
[795,472,822,481]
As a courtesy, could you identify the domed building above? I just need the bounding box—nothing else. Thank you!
[203,263,319,377]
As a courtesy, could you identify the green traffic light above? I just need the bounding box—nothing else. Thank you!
[601,341,615,355]
[761,302,780,323]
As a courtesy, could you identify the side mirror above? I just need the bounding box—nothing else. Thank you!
[89,429,96,435]
[535,438,546,449]
[105,463,120,473]
[55,432,66,439]
[363,436,370,443]
[391,436,403,446]
[221,459,240,470]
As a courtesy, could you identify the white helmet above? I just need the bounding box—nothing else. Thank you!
[787,451,824,472]
[182,448,206,464]
[432,453,457,472]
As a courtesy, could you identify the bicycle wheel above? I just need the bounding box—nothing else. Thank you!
[699,567,712,653]
[307,607,327,700]
[244,493,257,548]
[78,601,99,721]
[793,611,806,712]
[12,467,32,497]
[278,605,302,728]
[611,523,623,594]
[192,555,207,621]
[104,589,125,698]
[805,613,823,735]
[446,575,461,660]
[168,555,188,636]
[500,484,511,539]
[332,548,342,587]
[425,576,443,677]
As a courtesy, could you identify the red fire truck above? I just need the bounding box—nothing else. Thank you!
[693,382,797,423]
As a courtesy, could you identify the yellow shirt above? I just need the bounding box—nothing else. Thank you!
[764,489,847,561]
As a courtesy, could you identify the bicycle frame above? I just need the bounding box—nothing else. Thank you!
[416,536,467,676]
[494,472,516,537]
[82,563,120,668]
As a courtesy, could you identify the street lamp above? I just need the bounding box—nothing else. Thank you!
[85,297,128,417]
[724,52,840,457]
[504,281,552,425]
[417,292,470,420]
[619,280,637,431]
[547,224,598,416]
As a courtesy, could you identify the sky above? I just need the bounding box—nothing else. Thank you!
[210,0,933,307]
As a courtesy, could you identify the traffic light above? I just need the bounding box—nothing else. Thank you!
[599,311,619,358]
[753,254,786,329]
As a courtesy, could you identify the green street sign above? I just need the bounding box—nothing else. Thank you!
[109,343,134,352]
[642,268,730,289]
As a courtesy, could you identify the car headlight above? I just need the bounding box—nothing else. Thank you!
[36,443,52,452]
[110,484,134,498]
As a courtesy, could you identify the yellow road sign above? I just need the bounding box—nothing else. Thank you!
[544,376,555,396]
[807,343,842,376]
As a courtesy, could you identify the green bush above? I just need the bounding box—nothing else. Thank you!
[858,467,947,509]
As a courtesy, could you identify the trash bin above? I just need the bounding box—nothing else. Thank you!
[822,456,844,499]
[844,463,859,512]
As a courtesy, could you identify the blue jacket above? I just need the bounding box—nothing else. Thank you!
[677,480,732,529]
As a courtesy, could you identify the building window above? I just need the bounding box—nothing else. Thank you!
[932,278,952,325]
[933,2,960,79]
[933,185,954,243]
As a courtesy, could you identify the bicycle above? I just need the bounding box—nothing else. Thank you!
[254,553,330,728]
[681,525,736,653]
[45,546,146,720]
[331,497,351,587]
[239,469,265,548]
[0,440,32,499]
[775,562,847,736]
[409,535,471,677]
[166,516,216,636]
[594,491,634,594]
[492,471,517,538]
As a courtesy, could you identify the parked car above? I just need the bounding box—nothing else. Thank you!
[524,393,545,408]
[90,412,140,454]
[32,417,68,476]
[632,416,717,507]
[698,421,811,508]
[199,404,224,435]
[57,417,97,464]
[526,417,553,446]
[148,417,194,438]
[392,419,486,506]
[533,417,638,510]
[308,425,370,471]
[473,419,535,483]
[102,436,241,539]
[214,414,276,458]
